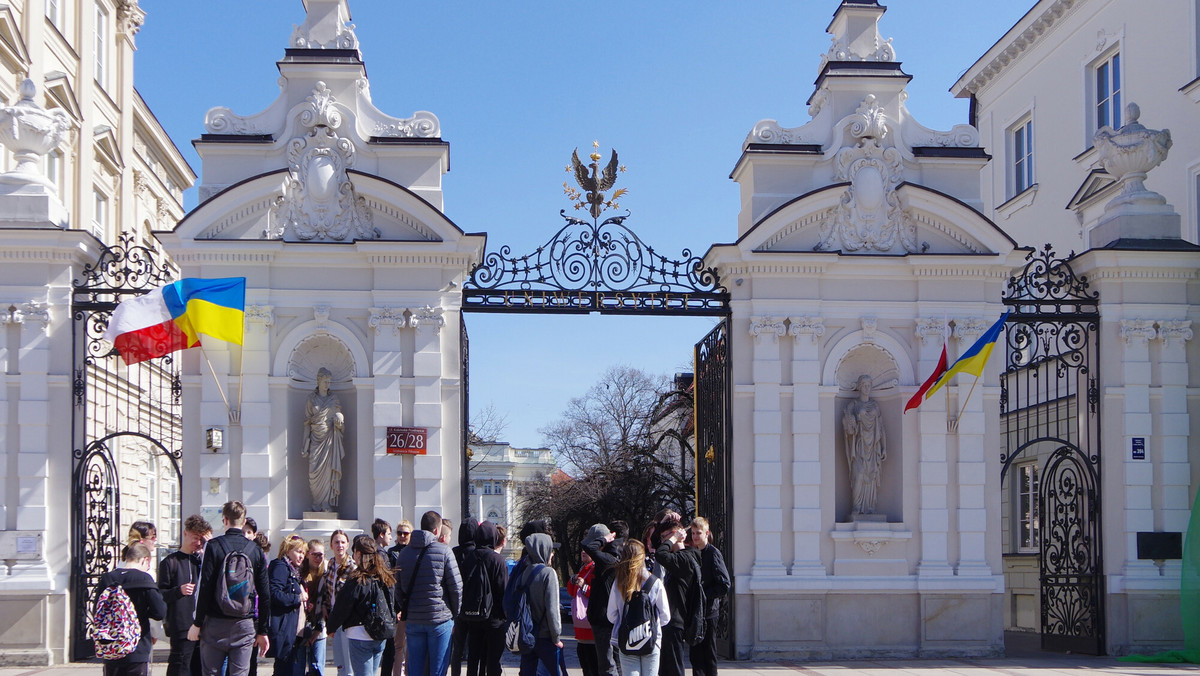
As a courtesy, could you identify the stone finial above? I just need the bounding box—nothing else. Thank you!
[0,80,74,194]
[822,0,896,69]
[291,0,359,50]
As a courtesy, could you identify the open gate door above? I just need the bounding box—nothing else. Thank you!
[695,318,734,659]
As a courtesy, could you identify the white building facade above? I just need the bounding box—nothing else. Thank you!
[467,441,555,555]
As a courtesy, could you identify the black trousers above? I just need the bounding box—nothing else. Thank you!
[688,617,718,676]
[380,636,396,676]
[449,620,467,676]
[659,625,686,676]
[464,622,505,676]
[591,621,619,676]
[166,636,201,676]
[576,640,599,676]
[105,661,149,676]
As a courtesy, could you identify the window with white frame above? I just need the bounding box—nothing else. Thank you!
[1094,51,1122,133]
[45,149,63,196]
[1016,461,1039,552]
[46,0,65,30]
[91,189,107,240]
[94,2,109,90]
[1009,116,1034,197]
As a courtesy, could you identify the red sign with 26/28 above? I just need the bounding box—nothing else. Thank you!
[386,427,428,455]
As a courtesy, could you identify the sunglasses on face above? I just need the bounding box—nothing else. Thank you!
[310,552,325,558]
[397,531,412,537]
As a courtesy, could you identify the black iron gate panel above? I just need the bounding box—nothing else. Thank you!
[461,311,470,519]
[71,233,184,660]
[695,318,733,658]
[1000,244,1102,655]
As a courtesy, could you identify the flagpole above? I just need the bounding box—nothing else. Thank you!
[236,345,245,424]
[199,344,233,418]
[955,374,982,422]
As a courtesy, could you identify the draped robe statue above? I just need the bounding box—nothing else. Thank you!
[301,367,344,512]
[843,374,886,516]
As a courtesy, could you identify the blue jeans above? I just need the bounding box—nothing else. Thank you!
[519,638,561,676]
[405,620,454,676]
[347,638,386,676]
[331,631,353,676]
[307,637,327,676]
[618,649,660,676]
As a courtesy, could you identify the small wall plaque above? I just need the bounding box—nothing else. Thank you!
[387,427,428,455]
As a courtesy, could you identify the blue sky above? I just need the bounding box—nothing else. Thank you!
[136,1,1029,448]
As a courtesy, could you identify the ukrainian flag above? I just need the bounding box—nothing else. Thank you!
[103,277,246,365]
[924,312,1010,400]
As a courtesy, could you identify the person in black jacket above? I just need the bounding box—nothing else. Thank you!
[267,535,310,676]
[448,518,478,676]
[95,542,167,676]
[462,520,507,676]
[159,514,211,676]
[581,523,621,676]
[328,535,397,676]
[386,519,413,676]
[687,517,729,676]
[649,511,701,676]
[188,500,272,676]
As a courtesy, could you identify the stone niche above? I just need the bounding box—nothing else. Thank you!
[833,343,902,522]
[286,334,359,520]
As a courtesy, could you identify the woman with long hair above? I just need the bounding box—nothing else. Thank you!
[606,539,669,676]
[301,539,330,676]
[328,535,397,676]
[268,535,310,676]
[324,530,355,676]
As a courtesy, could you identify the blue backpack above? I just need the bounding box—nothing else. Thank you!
[503,563,542,654]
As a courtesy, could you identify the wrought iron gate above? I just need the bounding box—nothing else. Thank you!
[71,233,184,660]
[461,310,470,519]
[695,318,733,658]
[1000,244,1103,655]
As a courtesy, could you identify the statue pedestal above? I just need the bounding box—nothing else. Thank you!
[282,511,363,543]
[830,520,911,576]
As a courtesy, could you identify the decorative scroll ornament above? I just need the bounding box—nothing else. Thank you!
[815,96,924,254]
[266,83,378,242]
[1119,319,1157,347]
[245,304,275,329]
[749,315,786,344]
[368,307,405,336]
[18,300,51,333]
[954,317,989,342]
[915,317,948,346]
[116,0,145,37]
[1157,320,1193,348]
[860,316,878,342]
[0,80,74,194]
[788,316,825,344]
[464,145,726,316]
[410,305,445,333]
[313,305,331,334]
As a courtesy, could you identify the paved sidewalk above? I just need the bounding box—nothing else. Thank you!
[2,655,1198,676]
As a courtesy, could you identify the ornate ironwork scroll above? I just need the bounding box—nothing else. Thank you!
[70,233,184,660]
[694,319,733,658]
[463,146,727,316]
[1000,244,1103,655]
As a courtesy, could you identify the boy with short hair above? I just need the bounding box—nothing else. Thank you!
[159,514,212,676]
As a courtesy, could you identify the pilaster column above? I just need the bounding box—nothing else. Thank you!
[199,344,233,514]
[788,316,825,575]
[1119,319,1157,577]
[749,314,786,576]
[1155,321,1192,538]
[15,302,51,532]
[369,307,406,520]
[953,317,989,575]
[0,306,17,525]
[240,305,273,512]
[410,306,445,516]
[914,317,953,577]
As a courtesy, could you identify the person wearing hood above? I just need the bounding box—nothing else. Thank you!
[448,518,478,676]
[395,511,462,676]
[95,542,167,676]
[582,523,622,676]
[513,533,562,676]
[462,520,508,676]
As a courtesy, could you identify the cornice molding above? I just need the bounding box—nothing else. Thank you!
[956,0,1082,96]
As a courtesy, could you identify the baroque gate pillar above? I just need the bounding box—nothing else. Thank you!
[749,315,786,577]
[369,307,405,521]
[914,317,953,577]
[789,316,825,576]
[410,306,446,516]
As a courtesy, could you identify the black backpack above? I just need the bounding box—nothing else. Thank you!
[617,574,658,656]
[215,538,256,618]
[361,579,396,640]
[682,555,707,646]
[459,551,492,622]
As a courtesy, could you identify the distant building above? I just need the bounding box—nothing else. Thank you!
[467,441,556,556]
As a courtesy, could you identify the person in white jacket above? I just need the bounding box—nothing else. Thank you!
[606,539,670,676]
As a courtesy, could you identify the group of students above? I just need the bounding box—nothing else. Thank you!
[89,502,729,676]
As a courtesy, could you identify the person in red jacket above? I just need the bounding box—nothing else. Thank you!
[568,549,598,676]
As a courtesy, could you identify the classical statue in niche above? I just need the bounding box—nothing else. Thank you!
[301,367,345,512]
[843,374,886,516]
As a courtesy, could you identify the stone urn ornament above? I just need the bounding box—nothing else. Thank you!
[1093,102,1172,211]
[0,79,73,193]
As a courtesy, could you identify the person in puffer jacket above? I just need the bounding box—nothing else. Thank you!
[516,533,561,676]
[395,510,462,676]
